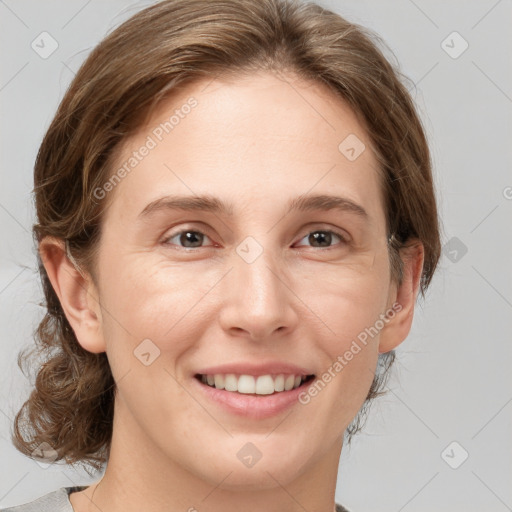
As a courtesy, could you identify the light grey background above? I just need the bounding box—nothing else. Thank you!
[1,1,511,511]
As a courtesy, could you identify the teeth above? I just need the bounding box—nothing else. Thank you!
[284,375,295,391]
[214,374,225,389]
[255,375,274,395]
[238,375,256,394]
[274,374,285,392]
[199,373,310,395]
[225,374,238,392]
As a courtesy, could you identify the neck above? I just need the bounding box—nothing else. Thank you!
[76,397,342,512]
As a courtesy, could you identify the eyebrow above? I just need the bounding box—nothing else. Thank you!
[138,193,369,220]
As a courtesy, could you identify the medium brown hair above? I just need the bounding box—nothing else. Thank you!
[12,0,441,471]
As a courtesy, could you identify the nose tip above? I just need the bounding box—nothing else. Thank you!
[218,250,297,341]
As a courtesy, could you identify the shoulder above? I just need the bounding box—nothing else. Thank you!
[1,486,88,512]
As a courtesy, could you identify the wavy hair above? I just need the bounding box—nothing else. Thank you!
[12,0,441,471]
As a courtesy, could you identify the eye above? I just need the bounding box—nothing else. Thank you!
[162,229,214,249]
[161,227,349,250]
[294,229,348,249]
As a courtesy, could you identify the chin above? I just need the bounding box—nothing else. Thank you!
[194,439,316,490]
[204,461,306,491]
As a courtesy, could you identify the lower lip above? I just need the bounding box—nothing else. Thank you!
[192,376,315,420]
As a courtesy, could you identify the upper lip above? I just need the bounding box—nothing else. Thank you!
[195,361,315,377]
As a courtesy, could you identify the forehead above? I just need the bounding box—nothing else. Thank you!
[102,71,384,226]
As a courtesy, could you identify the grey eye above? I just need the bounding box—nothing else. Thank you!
[295,230,345,248]
[165,230,211,248]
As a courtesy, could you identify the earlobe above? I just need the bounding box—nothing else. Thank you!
[39,237,106,354]
[378,240,424,354]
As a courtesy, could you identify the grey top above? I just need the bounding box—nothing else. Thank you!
[1,486,351,511]
[1,486,87,512]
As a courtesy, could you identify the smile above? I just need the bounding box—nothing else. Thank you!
[193,372,317,420]
[196,373,315,395]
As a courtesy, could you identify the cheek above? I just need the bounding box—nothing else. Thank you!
[290,255,390,427]
[100,256,212,333]
[97,256,225,380]
[96,259,208,427]
[292,246,392,347]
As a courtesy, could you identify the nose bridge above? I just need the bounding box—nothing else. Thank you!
[240,242,282,305]
[219,236,296,339]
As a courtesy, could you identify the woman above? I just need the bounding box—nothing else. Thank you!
[5,0,440,511]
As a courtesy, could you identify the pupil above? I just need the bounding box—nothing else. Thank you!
[310,231,331,247]
[181,231,202,247]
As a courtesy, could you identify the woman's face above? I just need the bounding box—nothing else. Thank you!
[87,71,403,488]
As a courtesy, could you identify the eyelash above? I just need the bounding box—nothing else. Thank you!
[161,226,350,251]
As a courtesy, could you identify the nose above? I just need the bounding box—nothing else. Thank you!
[218,243,299,342]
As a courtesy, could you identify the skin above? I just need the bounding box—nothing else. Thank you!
[41,70,423,512]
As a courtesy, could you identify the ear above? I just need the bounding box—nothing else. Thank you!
[378,240,424,354]
[39,237,106,354]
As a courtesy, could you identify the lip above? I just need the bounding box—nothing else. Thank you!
[192,374,316,420]
[194,361,314,378]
